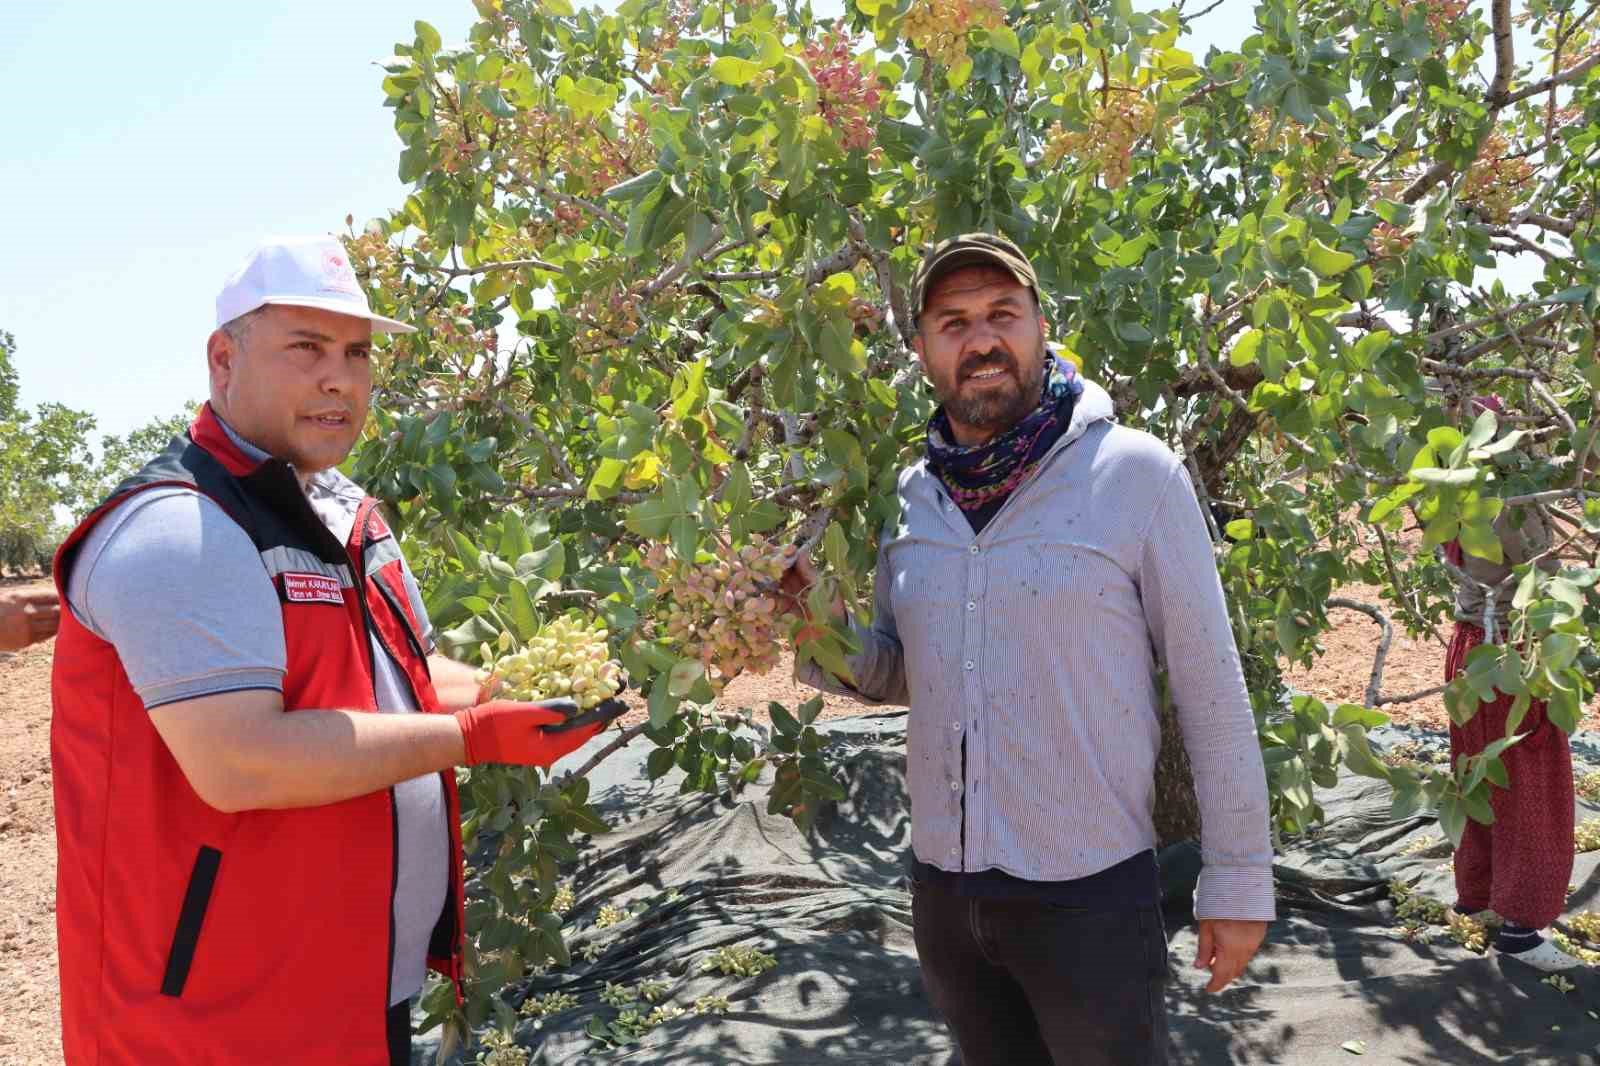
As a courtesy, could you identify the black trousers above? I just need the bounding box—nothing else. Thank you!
[911,876,1170,1066]
[386,999,411,1066]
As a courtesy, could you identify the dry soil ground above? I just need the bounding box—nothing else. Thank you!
[3,577,1596,1065]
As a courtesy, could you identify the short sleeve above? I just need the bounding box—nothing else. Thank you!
[64,488,287,709]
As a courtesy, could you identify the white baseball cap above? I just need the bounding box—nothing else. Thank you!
[215,235,416,334]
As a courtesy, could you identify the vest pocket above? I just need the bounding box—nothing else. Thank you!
[161,845,222,997]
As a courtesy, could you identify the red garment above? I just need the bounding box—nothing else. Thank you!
[1444,621,1574,928]
[51,405,464,1065]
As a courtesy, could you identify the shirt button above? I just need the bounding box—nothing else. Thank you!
[950,780,961,792]
[969,544,979,555]
[966,601,976,611]
[950,847,959,857]
[964,660,974,671]
[952,720,963,732]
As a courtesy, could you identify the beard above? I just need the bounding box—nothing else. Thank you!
[933,343,1048,435]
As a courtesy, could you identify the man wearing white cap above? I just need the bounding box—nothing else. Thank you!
[50,237,600,1065]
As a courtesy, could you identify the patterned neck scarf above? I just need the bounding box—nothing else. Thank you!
[925,354,1084,511]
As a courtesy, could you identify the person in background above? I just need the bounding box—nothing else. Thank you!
[785,232,1274,1065]
[1443,395,1579,972]
[51,236,602,1065]
[0,586,59,651]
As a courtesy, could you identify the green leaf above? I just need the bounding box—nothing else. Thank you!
[768,701,801,736]
[1411,467,1479,487]
[450,529,480,569]
[516,544,564,581]
[540,0,575,14]
[414,20,442,55]
[670,359,709,421]
[801,770,847,802]
[1425,426,1464,454]
[1307,239,1356,277]
[604,168,663,203]
[1457,522,1503,563]
[1541,632,1580,672]
[646,747,676,780]
[1224,518,1254,540]
[946,57,973,89]
[648,681,681,729]
[987,25,1021,58]
[1349,330,1391,368]
[668,659,704,698]
[1472,430,1525,459]
[506,579,539,641]
[722,462,752,514]
[588,456,628,499]
[1437,792,1468,847]
[1465,407,1498,450]
[710,56,764,86]
[1229,329,1263,367]
[1369,482,1422,523]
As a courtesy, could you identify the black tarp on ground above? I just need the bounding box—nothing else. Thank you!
[415,716,1600,1065]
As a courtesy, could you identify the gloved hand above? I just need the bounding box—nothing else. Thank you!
[454,699,603,767]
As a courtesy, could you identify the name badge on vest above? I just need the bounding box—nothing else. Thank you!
[282,572,345,606]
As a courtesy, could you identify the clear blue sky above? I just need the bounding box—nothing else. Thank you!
[0,1,1536,440]
[0,2,477,437]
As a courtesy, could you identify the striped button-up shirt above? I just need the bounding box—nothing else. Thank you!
[799,381,1275,920]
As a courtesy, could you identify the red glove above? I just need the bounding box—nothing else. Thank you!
[454,699,604,767]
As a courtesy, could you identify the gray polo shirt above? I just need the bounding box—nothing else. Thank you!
[63,424,449,1005]
[798,380,1275,921]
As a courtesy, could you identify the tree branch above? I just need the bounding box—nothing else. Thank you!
[514,484,648,503]
[1531,377,1578,436]
[1499,50,1600,108]
[1328,597,1394,707]
[1485,0,1516,106]
[1420,359,1549,381]
[561,721,651,781]
[1510,207,1592,238]
[1488,227,1561,265]
[1375,682,1448,707]
[428,257,560,278]
[1450,306,1572,364]
[537,185,625,231]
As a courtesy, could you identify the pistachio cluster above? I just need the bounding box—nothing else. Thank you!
[483,616,623,710]
[643,535,799,693]
[903,0,1005,68]
[1043,90,1157,190]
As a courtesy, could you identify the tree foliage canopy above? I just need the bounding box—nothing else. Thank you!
[0,331,95,571]
[0,332,197,573]
[348,0,1600,1041]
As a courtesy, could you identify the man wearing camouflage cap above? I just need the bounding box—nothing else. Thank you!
[786,233,1273,1064]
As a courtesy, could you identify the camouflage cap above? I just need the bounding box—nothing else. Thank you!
[908,232,1038,329]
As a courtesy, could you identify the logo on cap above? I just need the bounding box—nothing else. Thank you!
[321,251,360,296]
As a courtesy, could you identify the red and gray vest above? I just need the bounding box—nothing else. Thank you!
[50,404,464,1065]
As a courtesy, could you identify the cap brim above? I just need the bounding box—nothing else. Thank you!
[923,248,1031,289]
[259,296,418,334]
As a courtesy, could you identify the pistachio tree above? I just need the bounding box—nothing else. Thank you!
[347,0,1600,1041]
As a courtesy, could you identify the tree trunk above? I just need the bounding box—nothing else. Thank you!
[1151,693,1202,848]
